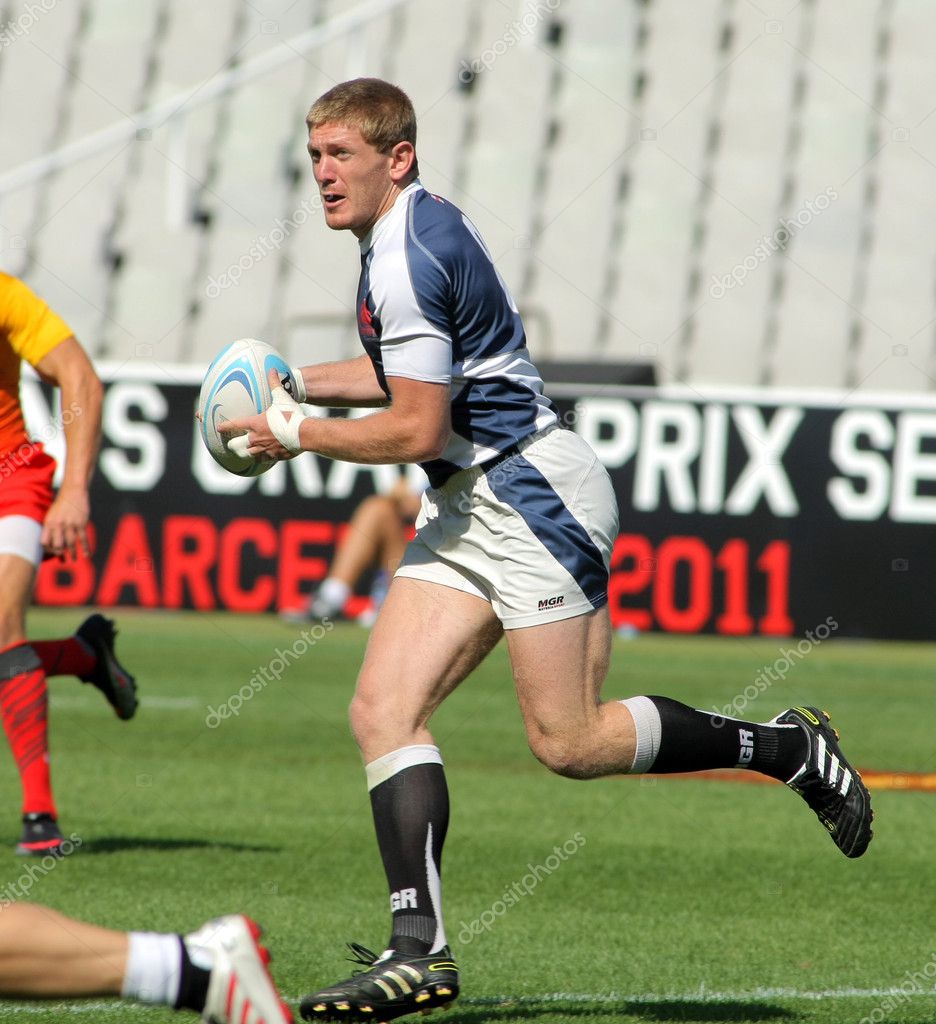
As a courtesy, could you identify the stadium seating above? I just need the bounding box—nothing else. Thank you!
[0,0,930,392]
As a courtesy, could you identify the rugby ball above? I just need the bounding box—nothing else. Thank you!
[198,338,296,476]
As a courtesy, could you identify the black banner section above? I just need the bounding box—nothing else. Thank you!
[29,375,936,639]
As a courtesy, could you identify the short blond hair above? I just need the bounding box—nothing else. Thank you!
[307,78,417,165]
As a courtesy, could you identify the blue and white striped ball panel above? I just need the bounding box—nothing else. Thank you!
[198,337,292,477]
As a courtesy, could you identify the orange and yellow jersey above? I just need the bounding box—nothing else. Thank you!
[0,273,73,460]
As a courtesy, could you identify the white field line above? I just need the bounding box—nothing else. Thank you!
[2,988,935,1014]
[469,988,936,1002]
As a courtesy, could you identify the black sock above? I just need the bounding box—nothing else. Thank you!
[369,759,449,956]
[647,696,807,781]
[173,936,211,1013]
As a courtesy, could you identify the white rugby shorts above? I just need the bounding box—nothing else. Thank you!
[396,425,619,628]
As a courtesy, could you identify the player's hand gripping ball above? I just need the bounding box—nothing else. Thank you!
[197,338,300,476]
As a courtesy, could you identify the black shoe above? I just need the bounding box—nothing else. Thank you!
[300,943,458,1022]
[16,813,65,857]
[76,614,138,720]
[773,706,873,858]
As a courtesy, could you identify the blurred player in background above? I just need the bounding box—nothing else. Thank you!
[282,474,425,626]
[223,80,873,1024]
[0,901,291,1023]
[0,272,137,856]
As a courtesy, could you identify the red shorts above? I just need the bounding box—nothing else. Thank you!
[0,444,56,523]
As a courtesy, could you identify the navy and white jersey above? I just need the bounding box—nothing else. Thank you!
[356,180,558,487]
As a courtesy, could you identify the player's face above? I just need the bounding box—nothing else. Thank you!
[308,122,400,239]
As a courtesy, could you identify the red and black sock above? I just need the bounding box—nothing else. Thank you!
[31,636,96,680]
[0,643,56,816]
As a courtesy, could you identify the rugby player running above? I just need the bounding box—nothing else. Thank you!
[221,78,873,1024]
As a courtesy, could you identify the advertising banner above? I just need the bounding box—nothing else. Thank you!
[27,370,936,640]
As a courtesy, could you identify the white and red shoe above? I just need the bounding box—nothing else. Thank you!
[184,915,293,1024]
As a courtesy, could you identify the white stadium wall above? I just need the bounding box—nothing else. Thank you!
[2,0,936,393]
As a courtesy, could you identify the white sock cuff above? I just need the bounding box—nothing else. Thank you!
[121,932,183,1006]
[620,696,662,774]
[319,577,350,608]
[365,744,443,791]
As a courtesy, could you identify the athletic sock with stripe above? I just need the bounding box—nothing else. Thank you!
[366,744,449,957]
[621,695,807,781]
[121,932,210,1011]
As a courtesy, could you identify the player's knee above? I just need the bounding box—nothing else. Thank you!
[0,608,24,649]
[355,494,396,526]
[348,691,379,748]
[526,727,593,780]
[348,687,405,751]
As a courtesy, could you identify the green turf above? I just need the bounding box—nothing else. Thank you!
[0,610,933,1023]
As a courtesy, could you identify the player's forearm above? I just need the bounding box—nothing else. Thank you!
[300,354,388,407]
[57,371,103,492]
[297,408,448,465]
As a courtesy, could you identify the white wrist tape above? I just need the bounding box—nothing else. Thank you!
[267,384,307,454]
[286,366,307,403]
[227,433,250,458]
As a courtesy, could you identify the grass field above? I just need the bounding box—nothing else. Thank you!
[1,609,934,1023]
